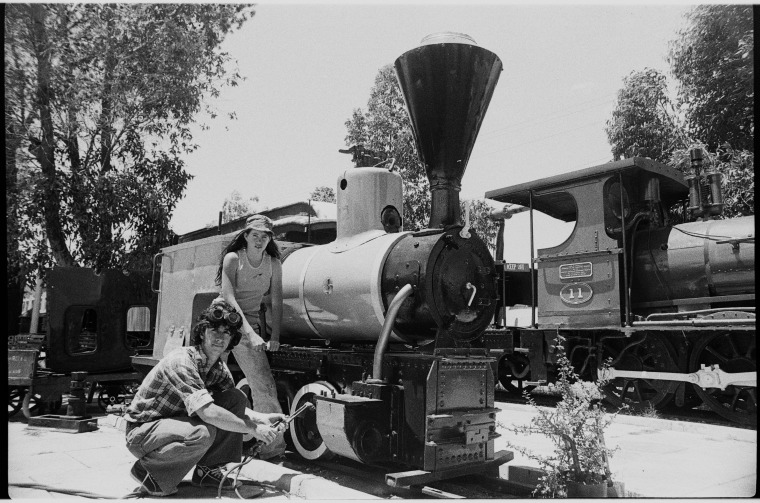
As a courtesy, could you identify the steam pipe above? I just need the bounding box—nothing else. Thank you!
[369,284,415,382]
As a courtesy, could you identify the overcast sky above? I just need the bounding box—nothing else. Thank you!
[170,2,694,260]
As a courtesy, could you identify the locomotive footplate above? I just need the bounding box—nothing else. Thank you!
[385,449,513,488]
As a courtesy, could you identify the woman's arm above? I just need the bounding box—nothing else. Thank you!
[267,259,283,351]
[220,252,265,346]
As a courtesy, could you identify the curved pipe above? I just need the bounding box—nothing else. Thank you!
[370,284,415,382]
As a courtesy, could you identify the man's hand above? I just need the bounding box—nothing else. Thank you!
[266,340,280,352]
[248,421,280,445]
[265,412,289,430]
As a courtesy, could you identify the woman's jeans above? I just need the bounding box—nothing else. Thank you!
[230,323,287,459]
[125,388,245,493]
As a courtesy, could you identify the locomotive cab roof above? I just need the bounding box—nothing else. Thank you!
[485,157,688,222]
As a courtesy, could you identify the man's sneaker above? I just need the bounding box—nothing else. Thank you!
[192,465,241,490]
[130,460,178,497]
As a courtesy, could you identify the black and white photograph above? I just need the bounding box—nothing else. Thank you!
[6,1,755,499]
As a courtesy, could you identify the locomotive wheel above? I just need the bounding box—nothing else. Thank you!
[97,385,126,411]
[601,334,678,412]
[498,353,535,395]
[8,387,25,418]
[689,332,757,426]
[290,381,337,460]
[21,390,45,419]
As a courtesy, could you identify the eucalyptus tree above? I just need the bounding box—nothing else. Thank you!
[5,3,254,289]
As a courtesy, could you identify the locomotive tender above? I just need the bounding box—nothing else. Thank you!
[135,32,511,486]
[487,150,756,425]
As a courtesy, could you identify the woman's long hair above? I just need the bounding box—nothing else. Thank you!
[215,229,281,286]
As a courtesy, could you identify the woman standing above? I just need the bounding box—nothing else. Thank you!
[216,214,286,459]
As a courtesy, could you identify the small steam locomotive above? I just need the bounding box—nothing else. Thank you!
[486,152,756,426]
[134,32,511,486]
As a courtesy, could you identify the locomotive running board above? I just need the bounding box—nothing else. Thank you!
[385,449,513,488]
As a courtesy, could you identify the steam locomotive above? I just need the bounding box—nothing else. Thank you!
[19,28,754,490]
[486,152,756,426]
[132,32,511,486]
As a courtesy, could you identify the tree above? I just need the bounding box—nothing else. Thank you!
[605,5,753,217]
[345,65,429,231]
[344,64,496,248]
[221,190,260,223]
[5,4,253,288]
[668,5,754,153]
[309,186,336,203]
[605,69,686,162]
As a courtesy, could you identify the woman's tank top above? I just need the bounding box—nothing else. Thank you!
[233,251,272,321]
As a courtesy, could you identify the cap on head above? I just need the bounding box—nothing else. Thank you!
[245,214,274,235]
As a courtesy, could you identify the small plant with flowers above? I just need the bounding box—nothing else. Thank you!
[503,335,624,498]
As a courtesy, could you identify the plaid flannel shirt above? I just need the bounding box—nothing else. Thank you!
[125,345,235,424]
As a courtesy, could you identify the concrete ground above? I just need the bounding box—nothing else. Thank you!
[7,401,757,499]
[7,415,379,500]
[495,402,757,498]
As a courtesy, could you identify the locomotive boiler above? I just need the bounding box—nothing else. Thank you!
[137,32,512,486]
[486,149,756,425]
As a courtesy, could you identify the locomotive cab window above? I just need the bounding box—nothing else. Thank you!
[65,306,98,355]
[126,306,152,350]
[532,191,578,255]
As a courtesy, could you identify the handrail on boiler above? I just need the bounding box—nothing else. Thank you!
[368,284,415,383]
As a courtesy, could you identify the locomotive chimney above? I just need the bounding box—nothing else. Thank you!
[394,32,502,228]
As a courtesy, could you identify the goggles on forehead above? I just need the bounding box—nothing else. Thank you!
[209,308,242,328]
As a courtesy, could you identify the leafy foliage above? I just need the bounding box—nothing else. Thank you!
[605,5,753,218]
[5,4,253,285]
[605,69,686,162]
[221,190,260,224]
[344,64,497,243]
[309,186,336,203]
[668,5,754,152]
[504,337,621,497]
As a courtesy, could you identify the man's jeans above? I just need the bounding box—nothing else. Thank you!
[125,388,245,493]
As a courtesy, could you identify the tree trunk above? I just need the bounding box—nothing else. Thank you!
[6,76,26,335]
[29,4,76,267]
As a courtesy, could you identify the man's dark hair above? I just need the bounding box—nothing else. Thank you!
[191,299,244,351]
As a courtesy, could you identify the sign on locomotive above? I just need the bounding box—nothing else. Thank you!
[14,31,755,488]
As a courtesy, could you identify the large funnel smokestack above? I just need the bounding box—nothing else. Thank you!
[394,33,502,228]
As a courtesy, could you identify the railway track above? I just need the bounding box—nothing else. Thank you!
[278,454,525,499]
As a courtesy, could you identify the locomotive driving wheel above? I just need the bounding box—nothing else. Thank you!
[97,384,127,411]
[8,387,25,418]
[689,332,757,426]
[601,334,679,412]
[290,381,337,460]
[498,353,535,395]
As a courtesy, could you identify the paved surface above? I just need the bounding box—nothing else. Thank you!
[7,402,757,499]
[495,402,758,498]
[7,414,379,500]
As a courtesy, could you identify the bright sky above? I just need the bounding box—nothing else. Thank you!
[170,2,693,261]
